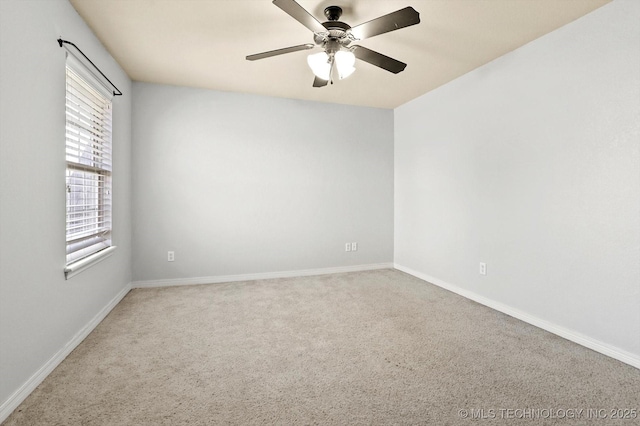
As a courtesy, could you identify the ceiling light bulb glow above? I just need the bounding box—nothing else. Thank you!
[307,52,331,81]
[335,50,356,80]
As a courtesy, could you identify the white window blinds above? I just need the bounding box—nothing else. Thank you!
[65,54,114,266]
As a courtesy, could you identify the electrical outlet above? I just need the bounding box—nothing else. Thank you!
[168,251,175,262]
[352,242,358,251]
[479,262,486,275]
[345,243,351,252]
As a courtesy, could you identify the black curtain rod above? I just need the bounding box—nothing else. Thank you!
[57,38,123,96]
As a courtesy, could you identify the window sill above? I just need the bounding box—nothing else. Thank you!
[65,246,117,280]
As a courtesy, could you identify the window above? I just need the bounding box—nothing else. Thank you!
[65,54,114,273]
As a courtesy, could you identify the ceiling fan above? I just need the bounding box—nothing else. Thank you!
[246,0,420,87]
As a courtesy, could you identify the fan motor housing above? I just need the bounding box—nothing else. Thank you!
[312,5,352,46]
[314,18,352,46]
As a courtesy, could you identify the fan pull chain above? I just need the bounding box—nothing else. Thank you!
[330,56,335,85]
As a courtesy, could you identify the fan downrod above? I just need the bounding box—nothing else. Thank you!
[324,6,343,21]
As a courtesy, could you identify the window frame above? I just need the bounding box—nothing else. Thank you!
[64,53,116,279]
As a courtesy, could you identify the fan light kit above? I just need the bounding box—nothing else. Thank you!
[247,0,420,87]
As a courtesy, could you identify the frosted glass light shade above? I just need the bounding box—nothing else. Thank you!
[307,52,331,81]
[308,50,356,81]
[335,50,355,80]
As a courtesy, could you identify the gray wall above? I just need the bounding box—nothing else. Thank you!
[0,0,132,409]
[132,83,394,282]
[394,0,640,359]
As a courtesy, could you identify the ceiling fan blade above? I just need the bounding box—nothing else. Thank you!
[352,46,407,74]
[246,44,315,61]
[272,0,326,34]
[350,7,420,40]
[312,76,329,88]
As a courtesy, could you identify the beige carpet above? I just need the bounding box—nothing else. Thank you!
[4,269,639,425]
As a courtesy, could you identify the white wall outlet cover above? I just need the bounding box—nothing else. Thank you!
[345,243,351,252]
[479,262,486,275]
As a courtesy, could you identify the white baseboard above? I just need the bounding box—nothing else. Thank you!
[394,263,640,370]
[132,263,395,289]
[0,283,132,424]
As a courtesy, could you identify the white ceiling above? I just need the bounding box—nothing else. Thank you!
[69,0,611,109]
